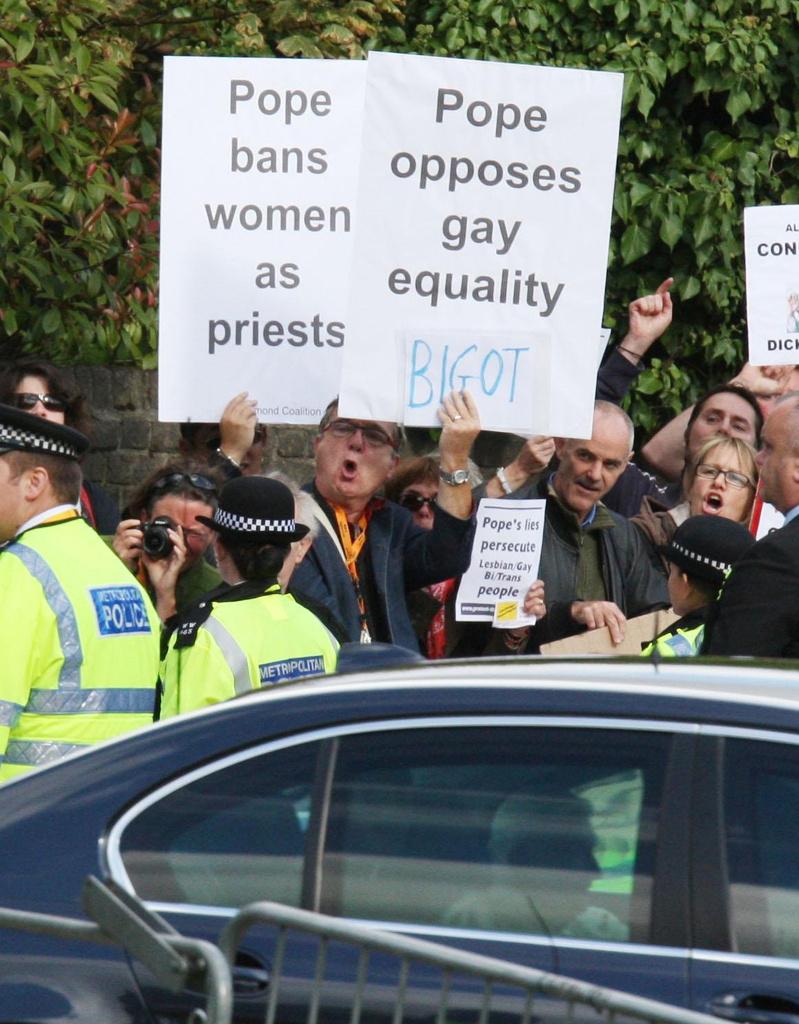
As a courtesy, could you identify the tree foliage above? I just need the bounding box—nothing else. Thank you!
[2,0,798,433]
[0,0,400,368]
[391,0,799,431]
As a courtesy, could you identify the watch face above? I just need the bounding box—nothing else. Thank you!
[441,468,470,485]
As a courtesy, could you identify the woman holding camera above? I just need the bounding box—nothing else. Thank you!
[112,462,222,622]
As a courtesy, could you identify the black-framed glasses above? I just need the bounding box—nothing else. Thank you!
[695,464,754,490]
[323,418,399,451]
[13,392,67,413]
[399,491,437,512]
[148,472,218,496]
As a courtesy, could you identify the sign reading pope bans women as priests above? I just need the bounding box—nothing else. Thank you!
[338,52,623,438]
[158,57,365,424]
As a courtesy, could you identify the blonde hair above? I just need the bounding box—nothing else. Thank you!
[685,435,758,492]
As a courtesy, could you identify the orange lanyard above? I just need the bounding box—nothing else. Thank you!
[333,505,372,643]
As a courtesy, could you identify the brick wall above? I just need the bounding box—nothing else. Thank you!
[63,366,516,509]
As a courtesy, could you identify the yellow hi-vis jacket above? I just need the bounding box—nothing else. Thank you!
[0,515,160,782]
[640,609,706,658]
[159,582,339,718]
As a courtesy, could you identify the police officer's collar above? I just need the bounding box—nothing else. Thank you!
[211,578,281,603]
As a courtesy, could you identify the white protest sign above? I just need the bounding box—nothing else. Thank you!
[455,498,546,624]
[158,57,365,423]
[750,493,784,540]
[339,51,623,438]
[744,205,799,366]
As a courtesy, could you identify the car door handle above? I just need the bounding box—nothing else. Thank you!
[232,965,270,996]
[710,991,799,1024]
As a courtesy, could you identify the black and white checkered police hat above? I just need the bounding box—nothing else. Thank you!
[664,515,755,586]
[197,476,309,546]
[0,402,89,460]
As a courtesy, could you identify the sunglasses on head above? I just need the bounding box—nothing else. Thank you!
[13,392,67,413]
[399,491,437,512]
[148,472,218,496]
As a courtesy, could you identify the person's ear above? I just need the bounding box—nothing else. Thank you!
[22,465,49,501]
[293,534,313,566]
[554,437,566,458]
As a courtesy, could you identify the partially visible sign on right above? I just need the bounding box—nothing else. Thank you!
[744,205,799,366]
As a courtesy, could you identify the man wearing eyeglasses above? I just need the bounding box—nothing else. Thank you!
[0,404,159,782]
[704,394,799,657]
[291,390,479,650]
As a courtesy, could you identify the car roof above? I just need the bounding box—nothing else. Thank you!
[281,656,799,712]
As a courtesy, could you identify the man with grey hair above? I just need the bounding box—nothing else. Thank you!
[703,393,799,656]
[501,400,667,652]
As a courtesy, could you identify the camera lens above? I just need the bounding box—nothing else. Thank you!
[142,516,175,559]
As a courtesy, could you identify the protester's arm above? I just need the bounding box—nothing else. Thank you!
[111,518,144,572]
[483,437,556,498]
[596,278,674,402]
[616,278,673,366]
[216,391,258,469]
[143,525,188,623]
[436,389,481,520]
[621,521,670,614]
[641,362,791,480]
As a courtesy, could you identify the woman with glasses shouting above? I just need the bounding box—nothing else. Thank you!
[0,358,120,533]
[632,436,758,577]
[112,463,223,622]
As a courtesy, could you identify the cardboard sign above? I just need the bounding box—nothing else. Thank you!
[339,51,623,438]
[455,498,546,625]
[744,204,799,366]
[539,609,679,656]
[158,56,366,424]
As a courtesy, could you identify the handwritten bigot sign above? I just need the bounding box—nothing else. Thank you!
[339,51,623,438]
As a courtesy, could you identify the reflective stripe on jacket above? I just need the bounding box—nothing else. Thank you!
[159,587,339,718]
[641,622,705,658]
[0,517,159,781]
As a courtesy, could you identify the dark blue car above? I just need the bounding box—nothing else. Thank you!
[2,659,799,1023]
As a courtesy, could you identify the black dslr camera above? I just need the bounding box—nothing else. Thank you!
[141,515,176,559]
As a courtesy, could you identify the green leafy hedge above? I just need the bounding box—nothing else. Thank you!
[0,0,400,368]
[393,0,799,430]
[1,0,797,432]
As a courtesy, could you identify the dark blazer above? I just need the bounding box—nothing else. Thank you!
[291,493,475,651]
[702,516,799,658]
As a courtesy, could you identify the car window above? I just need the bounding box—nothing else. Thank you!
[320,727,669,943]
[118,740,322,907]
[724,738,799,959]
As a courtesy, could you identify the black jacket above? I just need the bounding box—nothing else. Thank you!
[702,516,799,658]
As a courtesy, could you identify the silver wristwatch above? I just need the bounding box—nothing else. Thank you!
[438,467,470,486]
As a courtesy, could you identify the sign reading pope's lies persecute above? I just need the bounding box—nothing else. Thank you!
[338,52,623,438]
[744,204,799,367]
[158,57,365,424]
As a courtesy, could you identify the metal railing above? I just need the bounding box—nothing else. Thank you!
[0,879,723,1024]
[219,900,721,1024]
[0,876,232,1024]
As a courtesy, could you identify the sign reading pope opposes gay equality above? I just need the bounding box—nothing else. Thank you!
[338,52,624,438]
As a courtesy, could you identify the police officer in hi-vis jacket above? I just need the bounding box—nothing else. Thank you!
[159,476,338,718]
[0,403,159,782]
